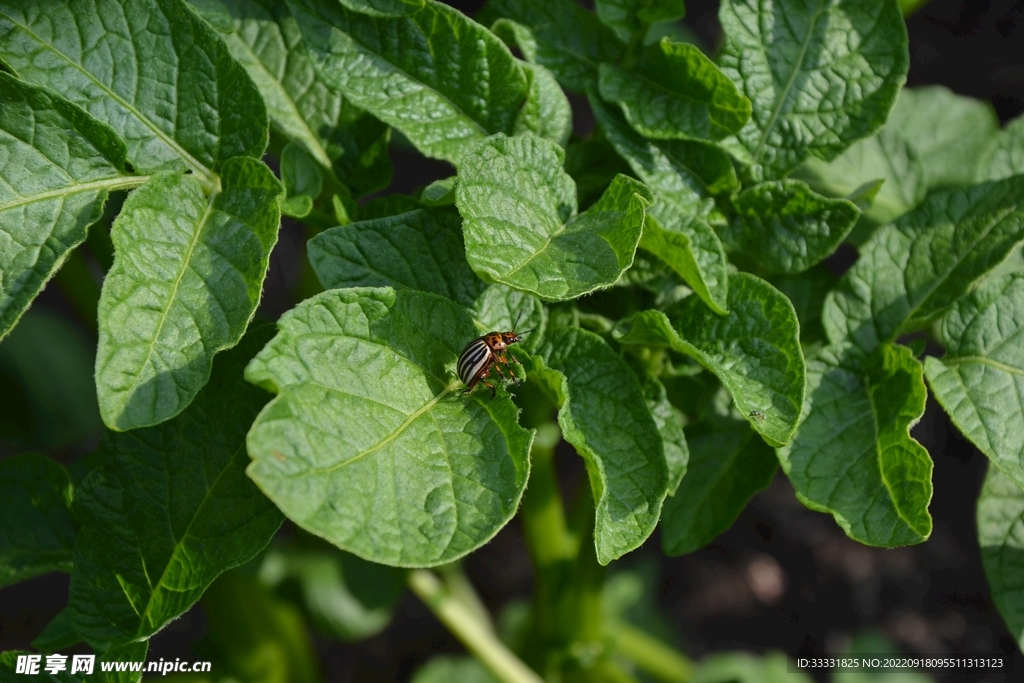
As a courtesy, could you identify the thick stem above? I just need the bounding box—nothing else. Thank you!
[616,624,693,683]
[408,569,543,683]
[437,564,494,633]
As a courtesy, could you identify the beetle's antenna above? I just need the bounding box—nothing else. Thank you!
[512,310,523,331]
[518,329,534,337]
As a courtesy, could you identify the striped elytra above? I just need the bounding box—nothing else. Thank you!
[457,317,532,396]
[457,338,493,387]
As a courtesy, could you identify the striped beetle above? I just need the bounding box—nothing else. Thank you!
[458,313,532,398]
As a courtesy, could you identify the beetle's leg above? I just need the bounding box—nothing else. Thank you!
[483,380,496,399]
[495,352,521,386]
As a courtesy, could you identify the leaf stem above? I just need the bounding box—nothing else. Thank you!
[615,624,694,683]
[437,563,494,633]
[408,569,544,683]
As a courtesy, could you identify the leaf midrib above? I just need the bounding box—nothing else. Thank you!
[892,204,1020,340]
[0,176,150,212]
[751,0,829,164]
[945,356,1024,377]
[136,442,247,635]
[2,12,211,178]
[111,184,219,419]
[311,380,462,475]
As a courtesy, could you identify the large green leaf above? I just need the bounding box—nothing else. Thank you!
[614,273,805,446]
[717,0,908,179]
[95,157,282,431]
[456,134,651,301]
[527,326,668,565]
[590,96,732,313]
[0,0,268,178]
[824,176,1024,355]
[0,73,133,340]
[925,275,1024,488]
[245,287,533,567]
[720,179,860,273]
[598,38,750,141]
[202,0,393,196]
[778,343,932,547]
[480,0,624,92]
[980,114,1024,182]
[288,0,528,165]
[309,210,485,307]
[68,328,285,652]
[977,464,1024,650]
[796,86,1001,228]
[661,418,778,556]
[0,454,76,588]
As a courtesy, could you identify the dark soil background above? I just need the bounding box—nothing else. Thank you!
[2,1,1023,682]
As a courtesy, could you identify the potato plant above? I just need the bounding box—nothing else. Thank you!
[0,0,1022,681]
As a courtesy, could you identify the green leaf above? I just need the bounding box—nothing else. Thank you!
[202,0,393,196]
[309,209,485,307]
[456,134,651,301]
[717,0,908,178]
[661,418,778,556]
[924,275,1024,488]
[411,656,499,683]
[31,608,80,653]
[614,273,806,446]
[527,326,668,564]
[778,343,932,547]
[887,86,1000,189]
[591,94,732,314]
[259,546,404,641]
[720,179,860,273]
[95,157,282,431]
[481,0,625,92]
[0,73,132,340]
[0,454,76,589]
[245,287,533,567]
[595,0,685,38]
[598,38,750,141]
[0,0,268,178]
[980,114,1024,182]
[288,0,528,165]
[644,378,688,495]
[514,61,573,148]
[824,176,1024,355]
[68,328,285,651]
[794,86,999,234]
[977,464,1024,650]
[281,143,324,200]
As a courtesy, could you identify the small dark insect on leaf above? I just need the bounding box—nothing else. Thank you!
[750,410,766,421]
[458,312,533,398]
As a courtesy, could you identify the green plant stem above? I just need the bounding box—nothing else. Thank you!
[408,569,544,683]
[616,624,693,683]
[438,564,494,633]
[521,440,574,569]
